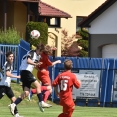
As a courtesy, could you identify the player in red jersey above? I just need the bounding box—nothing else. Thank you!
[52,59,81,117]
[28,45,61,105]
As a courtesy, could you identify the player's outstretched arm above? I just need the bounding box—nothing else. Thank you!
[6,71,20,78]
[27,58,42,67]
[52,60,61,66]
[27,58,37,66]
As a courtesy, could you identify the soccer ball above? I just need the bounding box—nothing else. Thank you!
[30,30,40,39]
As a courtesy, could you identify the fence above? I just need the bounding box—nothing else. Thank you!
[50,57,117,107]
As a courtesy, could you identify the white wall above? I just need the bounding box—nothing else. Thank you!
[89,2,117,34]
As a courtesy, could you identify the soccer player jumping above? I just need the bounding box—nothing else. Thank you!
[9,44,51,115]
[29,45,61,105]
[52,59,81,117]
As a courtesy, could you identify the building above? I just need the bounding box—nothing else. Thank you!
[79,0,117,58]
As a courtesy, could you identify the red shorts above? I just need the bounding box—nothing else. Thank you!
[37,70,51,85]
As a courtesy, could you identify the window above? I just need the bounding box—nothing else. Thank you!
[49,17,60,27]
[38,17,61,28]
[76,16,87,33]
[50,18,57,25]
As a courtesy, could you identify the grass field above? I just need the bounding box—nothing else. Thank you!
[0,105,117,117]
[0,82,117,117]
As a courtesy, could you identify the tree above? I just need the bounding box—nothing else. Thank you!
[61,29,80,57]
[77,28,89,57]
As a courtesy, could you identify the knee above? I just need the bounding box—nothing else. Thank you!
[47,86,52,93]
[25,91,29,97]
[20,91,29,99]
[50,88,52,93]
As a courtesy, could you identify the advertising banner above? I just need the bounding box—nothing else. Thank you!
[74,70,101,98]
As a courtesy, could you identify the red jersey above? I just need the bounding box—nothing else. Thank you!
[37,52,52,85]
[38,52,52,70]
[52,71,81,107]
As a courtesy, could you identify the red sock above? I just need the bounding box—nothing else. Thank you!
[43,90,50,102]
[31,89,37,94]
[31,86,47,94]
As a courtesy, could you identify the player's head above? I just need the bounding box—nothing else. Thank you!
[43,44,52,55]
[6,51,14,63]
[36,43,44,55]
[64,59,73,70]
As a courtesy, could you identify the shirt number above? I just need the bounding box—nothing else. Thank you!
[60,80,68,91]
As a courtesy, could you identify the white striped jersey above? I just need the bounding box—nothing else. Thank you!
[20,50,41,72]
[0,61,13,87]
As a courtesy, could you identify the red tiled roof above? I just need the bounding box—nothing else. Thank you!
[39,1,72,18]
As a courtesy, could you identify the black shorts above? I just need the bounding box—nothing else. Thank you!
[20,70,36,90]
[0,86,14,99]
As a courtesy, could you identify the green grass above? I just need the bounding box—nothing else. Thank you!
[0,106,117,117]
[0,82,117,117]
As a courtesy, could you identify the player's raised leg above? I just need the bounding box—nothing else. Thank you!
[33,80,51,108]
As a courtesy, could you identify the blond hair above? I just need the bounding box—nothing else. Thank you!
[43,44,52,55]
